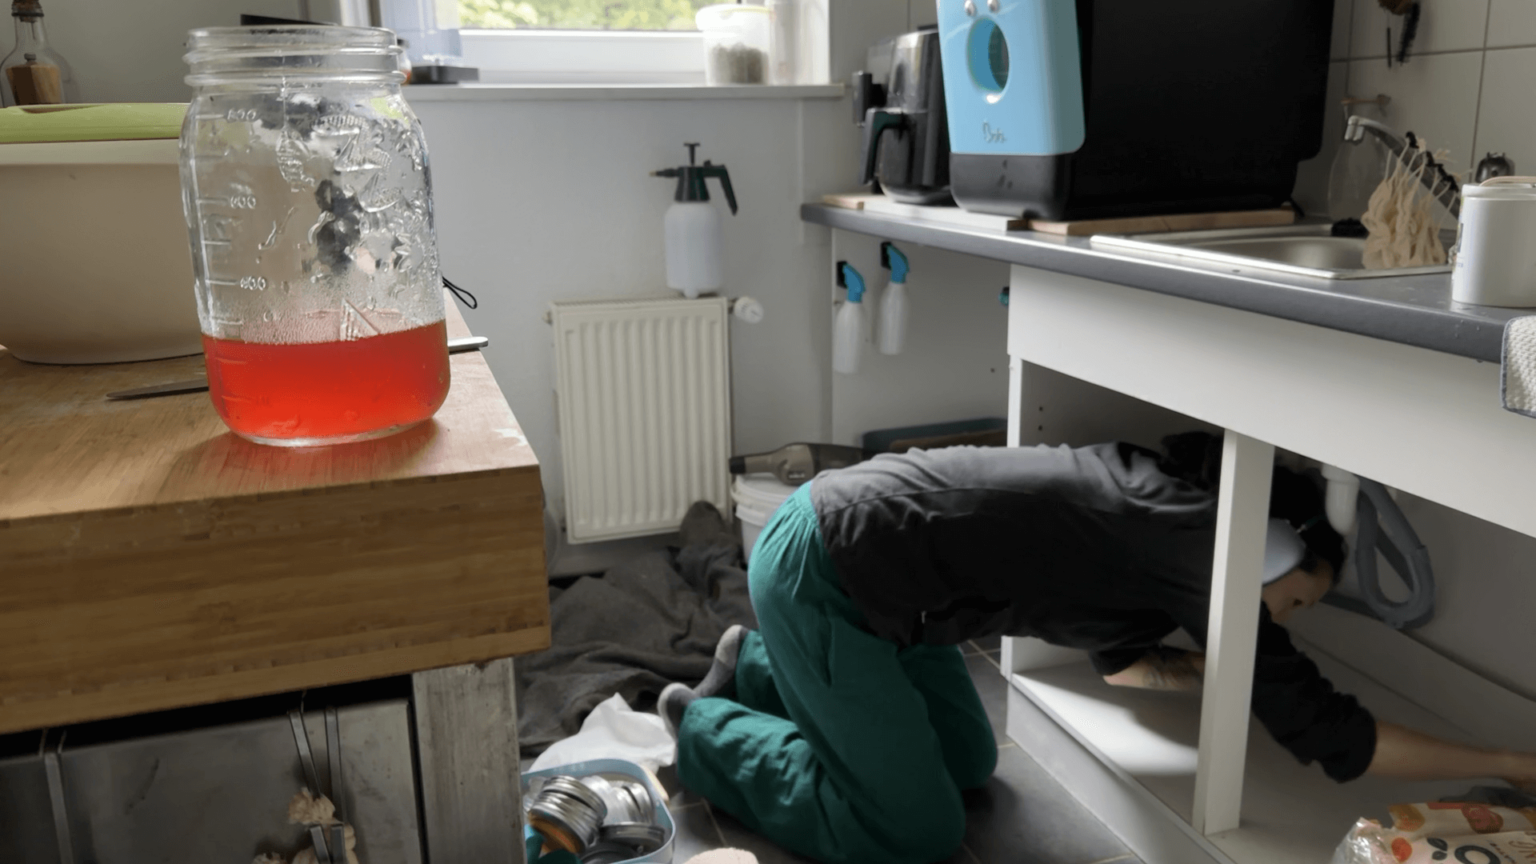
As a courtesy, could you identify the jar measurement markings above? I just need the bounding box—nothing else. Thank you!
[205,276,268,291]
[195,197,256,209]
[192,109,261,123]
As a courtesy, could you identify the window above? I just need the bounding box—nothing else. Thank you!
[457,0,712,84]
[458,0,711,31]
[447,0,828,87]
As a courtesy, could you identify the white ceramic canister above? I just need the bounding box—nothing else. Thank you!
[1452,176,1536,307]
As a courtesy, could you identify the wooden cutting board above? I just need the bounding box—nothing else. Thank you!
[820,193,1296,236]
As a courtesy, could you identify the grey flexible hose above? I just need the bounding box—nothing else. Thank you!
[1351,478,1436,629]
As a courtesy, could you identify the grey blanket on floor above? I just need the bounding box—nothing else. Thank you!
[516,542,758,756]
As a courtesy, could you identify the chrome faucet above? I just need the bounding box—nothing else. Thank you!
[1343,115,1461,218]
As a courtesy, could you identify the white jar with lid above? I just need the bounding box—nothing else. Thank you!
[697,4,771,85]
[1452,176,1536,307]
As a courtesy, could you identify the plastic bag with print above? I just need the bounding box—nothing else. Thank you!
[1332,800,1536,864]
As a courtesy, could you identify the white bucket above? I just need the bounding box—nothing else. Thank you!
[731,475,798,561]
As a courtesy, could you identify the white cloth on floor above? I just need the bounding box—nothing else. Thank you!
[1503,316,1536,418]
[529,692,676,773]
[683,851,758,864]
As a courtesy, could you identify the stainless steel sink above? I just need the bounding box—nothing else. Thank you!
[1090,225,1454,280]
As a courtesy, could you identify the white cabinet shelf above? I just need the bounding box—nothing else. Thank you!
[1009,652,1484,864]
[809,199,1536,864]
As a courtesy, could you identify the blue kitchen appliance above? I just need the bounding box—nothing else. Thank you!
[938,0,1335,221]
[938,0,1084,167]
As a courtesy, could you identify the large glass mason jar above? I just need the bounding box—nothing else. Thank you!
[179,26,448,447]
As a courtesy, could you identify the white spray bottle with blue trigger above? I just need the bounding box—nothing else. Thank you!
[833,261,865,375]
[877,242,910,355]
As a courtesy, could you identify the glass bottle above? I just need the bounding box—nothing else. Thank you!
[1,0,76,106]
[180,26,449,447]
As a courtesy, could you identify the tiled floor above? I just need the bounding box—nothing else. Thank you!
[652,640,1143,864]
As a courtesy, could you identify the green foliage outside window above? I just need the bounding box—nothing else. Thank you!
[459,0,712,30]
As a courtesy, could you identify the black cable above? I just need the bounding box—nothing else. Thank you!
[442,276,478,310]
[1396,3,1421,65]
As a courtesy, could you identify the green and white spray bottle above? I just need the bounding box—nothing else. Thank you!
[877,241,910,355]
[833,261,865,375]
[652,142,737,298]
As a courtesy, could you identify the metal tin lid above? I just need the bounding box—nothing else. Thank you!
[578,840,639,864]
[611,779,656,825]
[0,103,186,144]
[599,822,667,852]
[543,775,610,817]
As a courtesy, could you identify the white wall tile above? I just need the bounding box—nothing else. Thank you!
[1295,62,1352,217]
[44,0,299,101]
[1351,0,1490,58]
[1472,47,1536,178]
[909,0,938,30]
[830,0,910,81]
[1486,0,1536,47]
[1347,50,1484,176]
[1333,0,1355,60]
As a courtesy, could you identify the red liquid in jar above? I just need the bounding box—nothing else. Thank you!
[201,320,451,445]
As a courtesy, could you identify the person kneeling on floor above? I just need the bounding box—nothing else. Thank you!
[656,433,1536,864]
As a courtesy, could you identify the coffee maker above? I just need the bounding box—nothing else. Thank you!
[853,28,951,205]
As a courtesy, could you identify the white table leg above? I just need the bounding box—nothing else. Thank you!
[1001,354,1026,678]
[1192,429,1273,836]
[413,658,524,863]
[1007,355,1025,448]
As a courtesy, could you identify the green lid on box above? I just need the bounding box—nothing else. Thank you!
[0,103,187,144]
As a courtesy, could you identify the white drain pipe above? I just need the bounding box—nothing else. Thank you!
[1320,463,1360,535]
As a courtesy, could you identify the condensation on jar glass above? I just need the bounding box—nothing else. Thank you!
[179,26,448,447]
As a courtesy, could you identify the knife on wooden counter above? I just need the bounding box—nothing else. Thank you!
[105,336,489,401]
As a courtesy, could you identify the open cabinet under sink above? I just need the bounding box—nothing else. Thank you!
[1000,263,1536,864]
[1004,601,1536,864]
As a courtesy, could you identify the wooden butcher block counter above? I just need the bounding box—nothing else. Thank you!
[0,300,549,735]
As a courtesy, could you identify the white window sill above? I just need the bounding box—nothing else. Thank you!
[402,82,846,102]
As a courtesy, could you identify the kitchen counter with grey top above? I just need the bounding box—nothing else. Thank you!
[801,203,1521,363]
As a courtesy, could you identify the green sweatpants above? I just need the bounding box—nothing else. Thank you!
[676,484,998,864]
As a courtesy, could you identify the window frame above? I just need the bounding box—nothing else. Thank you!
[460,28,708,85]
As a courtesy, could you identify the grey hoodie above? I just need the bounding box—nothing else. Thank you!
[811,442,1376,782]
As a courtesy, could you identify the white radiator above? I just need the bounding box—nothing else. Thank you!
[549,296,734,544]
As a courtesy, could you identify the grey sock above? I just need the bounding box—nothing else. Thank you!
[659,682,699,739]
[695,625,747,699]
[680,501,738,549]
